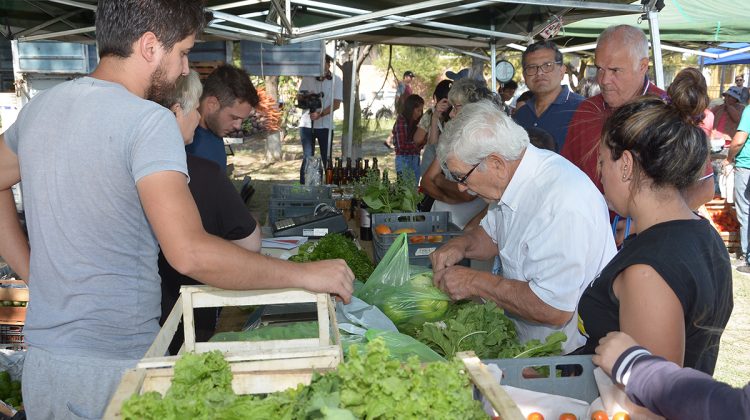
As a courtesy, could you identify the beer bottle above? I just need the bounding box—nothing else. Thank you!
[354,158,363,181]
[344,157,353,184]
[334,157,342,186]
[325,159,334,185]
[363,159,370,178]
[372,157,381,179]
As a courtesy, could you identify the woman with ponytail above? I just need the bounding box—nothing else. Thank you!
[576,93,733,377]
[392,94,425,180]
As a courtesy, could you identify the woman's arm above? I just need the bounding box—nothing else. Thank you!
[595,332,750,419]
[419,159,476,203]
[613,264,686,366]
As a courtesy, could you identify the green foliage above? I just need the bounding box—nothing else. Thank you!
[210,321,320,343]
[372,46,461,98]
[356,168,422,214]
[289,233,374,282]
[122,339,486,419]
[417,302,566,359]
[0,371,21,409]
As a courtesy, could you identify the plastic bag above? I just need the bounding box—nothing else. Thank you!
[363,329,445,362]
[356,233,451,334]
[304,156,323,186]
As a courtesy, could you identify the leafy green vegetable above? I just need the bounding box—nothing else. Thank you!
[122,339,485,419]
[356,168,422,214]
[289,233,374,282]
[209,321,320,343]
[417,302,565,359]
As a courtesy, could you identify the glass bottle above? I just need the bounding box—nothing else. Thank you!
[372,157,381,179]
[325,159,334,185]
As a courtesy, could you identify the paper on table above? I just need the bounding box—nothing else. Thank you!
[261,236,308,250]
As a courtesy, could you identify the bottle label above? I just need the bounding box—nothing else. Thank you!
[359,207,371,228]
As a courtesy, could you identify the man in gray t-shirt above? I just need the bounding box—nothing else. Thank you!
[0,1,356,418]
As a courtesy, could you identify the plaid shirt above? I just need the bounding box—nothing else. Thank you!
[392,115,421,155]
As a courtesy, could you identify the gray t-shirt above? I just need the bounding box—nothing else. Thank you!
[4,77,188,359]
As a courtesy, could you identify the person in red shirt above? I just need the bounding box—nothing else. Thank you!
[392,94,425,180]
[561,25,713,210]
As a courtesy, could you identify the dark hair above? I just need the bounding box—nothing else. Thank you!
[96,0,211,58]
[516,90,534,103]
[522,40,563,68]
[433,80,453,101]
[401,94,424,140]
[500,80,518,91]
[527,127,556,152]
[667,67,709,124]
[602,96,708,191]
[202,64,260,108]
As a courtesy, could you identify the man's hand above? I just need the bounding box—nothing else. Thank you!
[300,259,355,303]
[310,111,321,121]
[430,238,467,271]
[433,266,476,300]
[592,331,640,377]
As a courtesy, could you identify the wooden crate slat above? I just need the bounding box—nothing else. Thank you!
[459,351,525,420]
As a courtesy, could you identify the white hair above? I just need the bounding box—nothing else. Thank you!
[172,70,203,113]
[437,99,529,166]
[598,25,649,67]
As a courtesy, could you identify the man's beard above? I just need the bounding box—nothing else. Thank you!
[146,63,177,105]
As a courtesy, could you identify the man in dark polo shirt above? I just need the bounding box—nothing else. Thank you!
[561,24,713,209]
[513,40,584,152]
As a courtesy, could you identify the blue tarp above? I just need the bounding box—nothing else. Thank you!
[703,43,750,66]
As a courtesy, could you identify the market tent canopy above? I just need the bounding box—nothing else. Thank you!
[703,43,750,66]
[0,0,647,49]
[563,0,750,44]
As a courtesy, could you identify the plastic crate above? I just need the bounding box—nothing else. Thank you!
[371,212,464,266]
[268,184,335,225]
[271,184,332,201]
[0,325,24,351]
[483,355,598,403]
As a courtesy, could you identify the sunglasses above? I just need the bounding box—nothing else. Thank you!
[442,159,484,185]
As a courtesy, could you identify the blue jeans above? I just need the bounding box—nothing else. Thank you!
[300,127,331,183]
[735,167,750,257]
[395,154,421,181]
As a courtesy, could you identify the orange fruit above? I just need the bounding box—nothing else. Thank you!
[374,224,392,235]
[409,235,426,243]
[527,413,544,420]
[612,413,630,420]
[427,235,444,243]
[559,414,577,420]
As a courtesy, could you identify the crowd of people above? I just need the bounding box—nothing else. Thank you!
[0,0,745,416]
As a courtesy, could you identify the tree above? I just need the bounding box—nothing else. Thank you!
[340,42,373,159]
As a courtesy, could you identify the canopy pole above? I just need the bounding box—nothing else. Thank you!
[347,42,359,159]
[329,42,339,162]
[646,10,664,89]
[490,24,497,92]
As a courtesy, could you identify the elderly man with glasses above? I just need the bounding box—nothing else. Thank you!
[735,75,749,105]
[513,40,584,152]
[431,100,616,353]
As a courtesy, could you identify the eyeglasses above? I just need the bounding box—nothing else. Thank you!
[737,79,744,83]
[443,159,483,185]
[523,61,562,76]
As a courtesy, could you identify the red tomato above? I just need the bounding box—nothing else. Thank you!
[559,414,577,420]
[591,411,608,420]
[527,413,545,420]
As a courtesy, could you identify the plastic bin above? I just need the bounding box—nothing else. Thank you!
[268,184,335,224]
[371,212,464,266]
[483,355,599,403]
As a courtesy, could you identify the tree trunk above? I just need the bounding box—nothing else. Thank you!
[339,44,372,160]
[469,56,485,81]
[263,75,283,162]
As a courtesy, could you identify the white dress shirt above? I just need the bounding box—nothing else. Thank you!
[480,145,616,353]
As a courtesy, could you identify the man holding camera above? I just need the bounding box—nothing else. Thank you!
[298,55,343,183]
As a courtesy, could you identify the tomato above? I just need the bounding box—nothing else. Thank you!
[409,235,426,243]
[559,414,577,420]
[612,413,630,420]
[527,413,544,420]
[393,227,417,234]
[590,411,608,420]
[374,224,392,235]
[427,235,444,243]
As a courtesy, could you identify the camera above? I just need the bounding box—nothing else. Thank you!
[296,90,324,112]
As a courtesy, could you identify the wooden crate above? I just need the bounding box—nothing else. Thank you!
[0,280,27,325]
[104,286,342,419]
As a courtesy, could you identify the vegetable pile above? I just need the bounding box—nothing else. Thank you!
[417,302,566,359]
[376,270,450,334]
[289,233,374,282]
[121,338,487,419]
[0,371,21,409]
[357,169,422,214]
